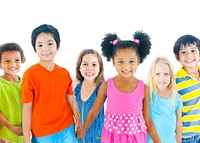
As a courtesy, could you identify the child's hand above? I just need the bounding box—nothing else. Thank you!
[10,125,23,136]
[77,127,86,141]
[24,140,32,143]
[75,122,80,134]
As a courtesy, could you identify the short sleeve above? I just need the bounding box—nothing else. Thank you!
[176,94,183,110]
[65,70,74,95]
[21,70,34,103]
[0,81,2,111]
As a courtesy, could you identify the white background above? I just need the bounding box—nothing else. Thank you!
[0,0,200,81]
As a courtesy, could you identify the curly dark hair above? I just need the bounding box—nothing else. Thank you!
[0,42,25,63]
[101,30,151,63]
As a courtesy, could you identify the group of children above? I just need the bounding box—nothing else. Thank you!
[0,24,200,143]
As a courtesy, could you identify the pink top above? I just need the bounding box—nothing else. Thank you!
[104,78,147,135]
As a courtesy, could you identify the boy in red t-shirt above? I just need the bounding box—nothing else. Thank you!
[21,24,80,143]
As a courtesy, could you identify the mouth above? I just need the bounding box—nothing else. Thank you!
[9,67,17,71]
[85,72,94,76]
[185,59,195,63]
[42,52,51,56]
[122,70,131,74]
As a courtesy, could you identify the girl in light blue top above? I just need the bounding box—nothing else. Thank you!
[147,57,183,143]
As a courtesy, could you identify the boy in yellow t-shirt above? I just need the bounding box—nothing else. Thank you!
[173,34,200,143]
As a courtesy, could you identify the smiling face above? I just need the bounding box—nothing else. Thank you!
[177,44,200,68]
[0,51,21,77]
[79,53,100,81]
[35,32,58,63]
[113,48,140,79]
[153,61,171,91]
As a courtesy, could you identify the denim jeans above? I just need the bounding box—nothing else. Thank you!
[32,124,78,143]
[182,134,200,143]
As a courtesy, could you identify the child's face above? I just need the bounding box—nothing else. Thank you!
[0,51,21,76]
[35,32,57,62]
[154,62,171,91]
[79,53,100,81]
[113,48,139,78]
[178,44,200,68]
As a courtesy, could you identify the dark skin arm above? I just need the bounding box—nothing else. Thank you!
[76,81,107,141]
[0,112,23,136]
[143,84,161,143]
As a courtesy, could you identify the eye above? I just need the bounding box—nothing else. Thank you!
[92,63,97,66]
[165,73,170,76]
[48,42,55,46]
[180,51,186,54]
[117,61,124,64]
[4,60,10,63]
[191,49,197,53]
[37,44,43,48]
[15,59,21,62]
[155,73,160,76]
[129,60,135,64]
[82,63,88,66]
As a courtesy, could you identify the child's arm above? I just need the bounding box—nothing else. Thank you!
[77,81,107,141]
[66,94,81,133]
[176,109,182,143]
[143,85,161,143]
[0,112,23,136]
[22,102,33,143]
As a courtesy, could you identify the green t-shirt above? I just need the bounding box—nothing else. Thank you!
[0,76,24,142]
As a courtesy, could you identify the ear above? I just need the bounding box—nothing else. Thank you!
[57,45,60,51]
[175,55,179,61]
[112,58,115,66]
[137,56,140,65]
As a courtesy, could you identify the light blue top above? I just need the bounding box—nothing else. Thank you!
[147,90,183,143]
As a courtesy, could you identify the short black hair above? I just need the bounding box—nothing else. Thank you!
[31,24,60,51]
[173,34,200,58]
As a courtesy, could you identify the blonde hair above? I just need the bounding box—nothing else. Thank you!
[147,57,177,105]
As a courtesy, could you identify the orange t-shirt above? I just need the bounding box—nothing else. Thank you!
[21,64,74,137]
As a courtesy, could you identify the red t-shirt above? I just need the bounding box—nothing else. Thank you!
[21,64,74,137]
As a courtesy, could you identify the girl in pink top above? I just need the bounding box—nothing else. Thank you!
[77,31,161,143]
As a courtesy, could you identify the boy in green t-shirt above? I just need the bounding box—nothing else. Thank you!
[0,42,25,143]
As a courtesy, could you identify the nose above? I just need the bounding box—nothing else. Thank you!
[86,65,93,71]
[41,44,49,51]
[10,60,16,66]
[123,62,130,70]
[186,52,192,59]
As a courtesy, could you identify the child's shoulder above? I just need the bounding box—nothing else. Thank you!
[55,64,70,73]
[72,79,80,90]
[24,63,39,72]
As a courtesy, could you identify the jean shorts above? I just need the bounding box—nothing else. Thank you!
[32,124,78,143]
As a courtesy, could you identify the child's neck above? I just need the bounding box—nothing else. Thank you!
[158,88,171,99]
[39,61,55,71]
[81,80,96,101]
[184,66,199,80]
[1,74,20,83]
[82,80,96,87]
